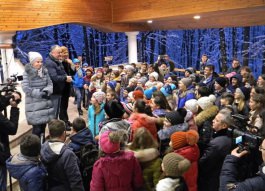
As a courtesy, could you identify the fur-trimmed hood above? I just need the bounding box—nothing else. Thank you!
[24,64,48,79]
[195,105,219,127]
[131,148,159,162]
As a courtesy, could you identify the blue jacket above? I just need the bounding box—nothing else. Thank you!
[220,155,265,191]
[41,141,84,191]
[68,128,95,152]
[72,68,84,88]
[6,154,47,191]
[45,55,67,95]
[177,87,195,109]
[87,104,105,137]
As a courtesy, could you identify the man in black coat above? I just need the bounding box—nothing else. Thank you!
[45,45,72,119]
[220,140,265,191]
[0,92,21,191]
[198,109,233,191]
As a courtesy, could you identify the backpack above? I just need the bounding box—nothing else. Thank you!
[74,143,98,191]
[75,143,98,179]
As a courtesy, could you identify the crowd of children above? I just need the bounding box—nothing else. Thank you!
[6,54,265,191]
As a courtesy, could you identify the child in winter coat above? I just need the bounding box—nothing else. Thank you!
[6,134,47,191]
[158,108,189,140]
[158,108,189,155]
[129,99,162,141]
[90,131,144,191]
[68,117,95,191]
[170,130,200,191]
[87,91,106,138]
[128,128,162,191]
[156,153,190,191]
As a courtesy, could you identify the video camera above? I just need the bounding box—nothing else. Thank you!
[0,74,23,94]
[228,114,264,153]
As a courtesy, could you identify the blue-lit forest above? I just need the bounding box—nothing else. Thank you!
[14,24,265,77]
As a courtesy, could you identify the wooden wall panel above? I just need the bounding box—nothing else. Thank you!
[0,0,112,31]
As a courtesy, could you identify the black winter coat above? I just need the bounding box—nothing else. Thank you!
[0,107,19,165]
[220,155,265,191]
[198,129,232,191]
[45,55,67,95]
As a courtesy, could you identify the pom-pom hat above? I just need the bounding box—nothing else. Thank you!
[100,131,120,154]
[170,130,199,150]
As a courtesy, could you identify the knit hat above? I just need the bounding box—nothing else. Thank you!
[237,87,251,100]
[138,78,146,86]
[197,94,216,110]
[122,102,133,115]
[96,68,104,73]
[149,72,159,81]
[108,81,117,91]
[144,86,157,100]
[185,99,198,114]
[86,67,94,74]
[125,65,134,72]
[165,108,187,126]
[170,130,199,150]
[215,77,227,88]
[73,58,81,64]
[100,131,120,154]
[125,86,135,93]
[185,67,194,74]
[162,153,191,177]
[133,90,144,100]
[28,52,42,64]
[104,100,125,119]
[93,91,106,104]
[83,63,88,67]
[180,78,192,88]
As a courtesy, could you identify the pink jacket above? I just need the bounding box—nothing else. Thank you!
[90,151,144,191]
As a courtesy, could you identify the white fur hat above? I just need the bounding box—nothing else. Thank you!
[28,52,43,64]
[197,94,216,110]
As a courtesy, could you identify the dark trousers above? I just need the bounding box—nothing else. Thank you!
[32,124,46,143]
[59,94,70,123]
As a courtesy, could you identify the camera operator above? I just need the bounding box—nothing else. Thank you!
[220,140,265,191]
[0,91,21,191]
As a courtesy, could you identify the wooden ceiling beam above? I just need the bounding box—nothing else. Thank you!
[112,0,265,23]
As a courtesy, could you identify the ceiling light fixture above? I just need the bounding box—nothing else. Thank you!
[193,15,201,20]
[147,20,153,24]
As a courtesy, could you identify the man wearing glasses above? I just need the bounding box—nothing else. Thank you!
[220,139,265,190]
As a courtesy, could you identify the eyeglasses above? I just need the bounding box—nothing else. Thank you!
[259,146,265,151]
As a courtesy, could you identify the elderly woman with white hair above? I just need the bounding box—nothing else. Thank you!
[21,52,55,142]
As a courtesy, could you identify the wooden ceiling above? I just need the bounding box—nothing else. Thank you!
[0,0,265,32]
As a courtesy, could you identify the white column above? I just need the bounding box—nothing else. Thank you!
[0,32,16,83]
[125,31,139,64]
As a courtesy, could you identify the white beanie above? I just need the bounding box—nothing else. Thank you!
[185,99,198,114]
[197,95,216,110]
[29,52,43,64]
[150,72,159,81]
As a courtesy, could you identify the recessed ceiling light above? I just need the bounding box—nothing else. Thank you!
[193,15,201,20]
[147,20,153,24]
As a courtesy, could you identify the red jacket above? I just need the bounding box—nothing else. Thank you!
[175,144,200,191]
[90,151,144,191]
[129,113,158,140]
